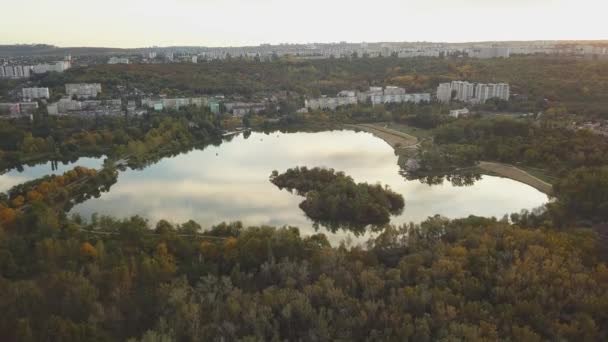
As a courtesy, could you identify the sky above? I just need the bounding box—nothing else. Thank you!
[2,0,607,48]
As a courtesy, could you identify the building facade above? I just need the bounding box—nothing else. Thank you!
[449,108,470,118]
[436,81,509,104]
[22,87,50,101]
[0,102,38,116]
[474,83,510,103]
[468,47,510,59]
[65,83,102,99]
[0,65,32,79]
[32,61,71,74]
[108,57,130,64]
[436,83,452,103]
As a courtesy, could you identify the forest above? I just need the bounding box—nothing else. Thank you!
[0,202,606,341]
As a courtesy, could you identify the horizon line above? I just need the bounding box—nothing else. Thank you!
[2,39,608,50]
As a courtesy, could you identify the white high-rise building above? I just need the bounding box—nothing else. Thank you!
[451,81,476,102]
[0,65,32,79]
[436,81,510,104]
[436,83,452,103]
[475,83,510,103]
[22,87,50,101]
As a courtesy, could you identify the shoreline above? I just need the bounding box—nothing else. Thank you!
[477,161,553,195]
[344,123,418,151]
[348,123,553,195]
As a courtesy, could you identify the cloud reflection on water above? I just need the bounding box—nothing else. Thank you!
[2,131,548,245]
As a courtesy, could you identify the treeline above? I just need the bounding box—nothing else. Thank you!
[422,116,608,225]
[0,207,606,341]
[433,117,608,172]
[270,167,404,233]
[0,166,118,228]
[0,106,222,172]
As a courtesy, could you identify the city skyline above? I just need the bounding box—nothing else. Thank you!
[2,0,607,48]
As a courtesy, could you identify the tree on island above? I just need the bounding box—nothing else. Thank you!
[270,167,404,234]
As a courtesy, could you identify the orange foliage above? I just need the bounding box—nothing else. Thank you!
[10,166,99,208]
[37,181,52,195]
[26,190,44,202]
[223,237,239,259]
[0,207,17,227]
[80,242,98,258]
[11,195,25,208]
[200,241,219,259]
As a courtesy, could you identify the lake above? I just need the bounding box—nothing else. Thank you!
[0,130,548,244]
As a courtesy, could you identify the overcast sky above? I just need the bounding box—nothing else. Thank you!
[2,0,607,47]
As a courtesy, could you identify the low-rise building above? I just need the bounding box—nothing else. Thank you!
[32,60,71,74]
[468,47,510,59]
[449,108,470,118]
[47,97,122,116]
[368,86,429,105]
[0,102,38,116]
[208,99,221,114]
[357,87,383,103]
[108,57,130,64]
[66,83,102,99]
[0,103,22,115]
[22,87,50,101]
[225,102,268,117]
[305,94,357,110]
[142,97,208,111]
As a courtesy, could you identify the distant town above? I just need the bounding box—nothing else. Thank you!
[1,40,608,136]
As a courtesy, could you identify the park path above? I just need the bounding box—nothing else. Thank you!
[347,123,553,195]
[346,123,419,150]
[477,161,553,195]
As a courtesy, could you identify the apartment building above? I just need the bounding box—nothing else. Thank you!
[65,83,102,99]
[22,87,50,101]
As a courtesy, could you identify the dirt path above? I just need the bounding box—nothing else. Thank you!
[478,161,553,195]
[346,124,419,150]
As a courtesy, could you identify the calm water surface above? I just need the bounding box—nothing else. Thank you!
[1,130,548,244]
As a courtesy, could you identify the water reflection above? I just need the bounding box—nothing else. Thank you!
[0,157,104,193]
[401,171,483,187]
[1,131,548,244]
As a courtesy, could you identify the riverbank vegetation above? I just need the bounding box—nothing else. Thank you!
[402,116,608,226]
[0,166,118,228]
[0,106,222,173]
[270,167,404,233]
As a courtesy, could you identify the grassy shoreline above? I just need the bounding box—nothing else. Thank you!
[348,122,554,195]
